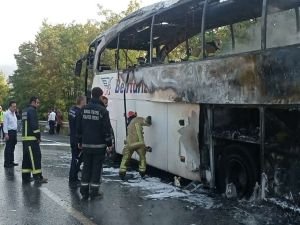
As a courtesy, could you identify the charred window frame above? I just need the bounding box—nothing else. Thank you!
[116,33,120,71]
[150,2,205,63]
[149,15,156,65]
[97,47,117,73]
[113,18,153,69]
[201,0,209,59]
[296,7,300,32]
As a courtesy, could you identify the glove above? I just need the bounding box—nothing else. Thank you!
[145,116,152,125]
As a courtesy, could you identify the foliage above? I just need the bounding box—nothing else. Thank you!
[10,1,141,118]
[0,71,9,107]
[11,22,100,117]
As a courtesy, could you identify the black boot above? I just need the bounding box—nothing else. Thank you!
[80,185,89,200]
[90,186,103,200]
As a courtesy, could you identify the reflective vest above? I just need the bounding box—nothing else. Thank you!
[22,105,40,141]
[0,111,4,123]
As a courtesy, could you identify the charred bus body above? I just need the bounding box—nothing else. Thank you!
[75,0,300,202]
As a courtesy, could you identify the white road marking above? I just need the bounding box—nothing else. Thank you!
[40,187,97,225]
[40,143,70,146]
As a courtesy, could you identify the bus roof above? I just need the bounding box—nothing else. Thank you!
[91,0,300,51]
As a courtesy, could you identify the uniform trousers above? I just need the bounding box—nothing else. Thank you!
[80,149,105,196]
[22,141,42,180]
[4,130,17,166]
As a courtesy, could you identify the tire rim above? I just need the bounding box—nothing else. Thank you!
[226,157,249,197]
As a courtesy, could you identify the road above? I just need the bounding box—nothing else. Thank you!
[0,134,299,225]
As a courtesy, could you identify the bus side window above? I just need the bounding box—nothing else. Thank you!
[266,5,299,48]
[228,19,262,54]
[97,48,115,73]
[118,49,148,71]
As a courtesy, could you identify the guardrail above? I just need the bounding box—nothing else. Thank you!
[39,121,70,135]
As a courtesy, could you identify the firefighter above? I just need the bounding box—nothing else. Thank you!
[77,87,113,199]
[119,111,152,179]
[22,96,48,184]
[68,96,86,185]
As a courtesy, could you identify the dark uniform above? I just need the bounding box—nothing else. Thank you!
[21,105,44,182]
[77,98,112,198]
[68,105,82,182]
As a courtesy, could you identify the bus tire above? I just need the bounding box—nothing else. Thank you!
[216,145,258,198]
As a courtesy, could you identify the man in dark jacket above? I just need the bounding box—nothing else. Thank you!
[22,96,47,184]
[68,96,86,184]
[77,87,112,199]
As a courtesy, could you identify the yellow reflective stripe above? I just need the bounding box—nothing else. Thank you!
[28,146,36,172]
[22,136,37,141]
[22,169,32,173]
[82,144,107,148]
[29,146,41,175]
[33,129,40,133]
[135,123,144,144]
[25,120,28,137]
[32,169,42,175]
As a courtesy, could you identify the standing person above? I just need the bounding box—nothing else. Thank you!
[56,110,63,135]
[119,111,152,180]
[48,109,56,135]
[22,96,48,184]
[16,109,22,133]
[0,106,4,140]
[77,87,113,199]
[68,96,86,185]
[3,101,18,168]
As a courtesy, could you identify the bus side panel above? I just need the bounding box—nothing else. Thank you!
[110,118,117,150]
[167,103,201,181]
[135,101,168,172]
[109,99,136,155]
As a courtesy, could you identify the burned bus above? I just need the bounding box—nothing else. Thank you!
[75,0,300,201]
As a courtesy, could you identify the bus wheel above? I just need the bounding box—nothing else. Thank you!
[217,145,257,198]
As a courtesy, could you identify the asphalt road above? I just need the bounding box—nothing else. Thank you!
[0,134,299,225]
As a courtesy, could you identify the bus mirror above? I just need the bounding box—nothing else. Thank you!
[74,59,83,76]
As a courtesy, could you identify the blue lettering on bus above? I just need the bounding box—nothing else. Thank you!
[115,79,148,94]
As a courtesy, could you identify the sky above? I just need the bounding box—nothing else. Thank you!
[0,0,161,75]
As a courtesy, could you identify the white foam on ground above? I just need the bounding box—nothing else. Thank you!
[267,198,300,214]
[102,167,215,209]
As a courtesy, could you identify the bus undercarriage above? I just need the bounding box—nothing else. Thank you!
[200,104,300,204]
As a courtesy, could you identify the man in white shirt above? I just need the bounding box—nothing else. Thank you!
[48,109,56,135]
[3,101,18,168]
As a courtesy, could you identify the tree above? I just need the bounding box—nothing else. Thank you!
[11,42,40,109]
[0,71,9,106]
[10,1,141,117]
